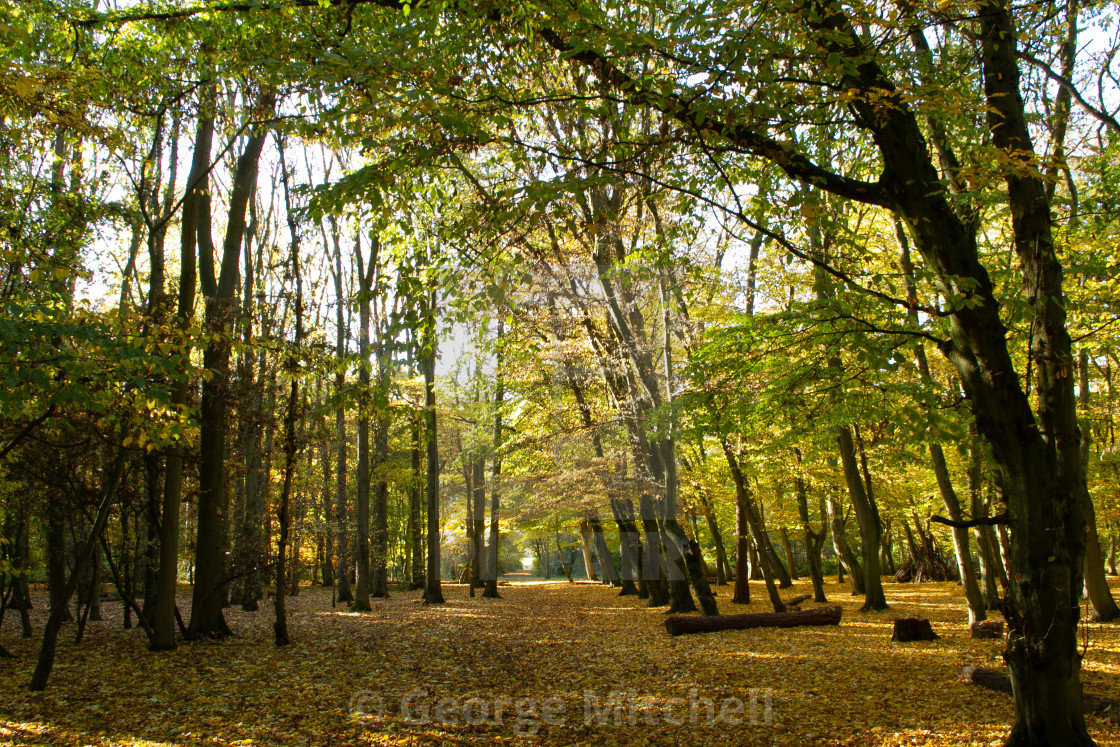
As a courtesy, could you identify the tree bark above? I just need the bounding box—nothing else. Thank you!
[352,234,375,613]
[578,518,598,581]
[779,526,799,581]
[151,97,214,649]
[827,492,863,595]
[482,318,505,599]
[327,216,352,604]
[1079,347,1119,621]
[590,517,619,586]
[30,449,125,690]
[794,451,828,603]
[188,93,272,639]
[422,286,444,605]
[835,425,887,611]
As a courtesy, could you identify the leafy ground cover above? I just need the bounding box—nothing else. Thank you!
[2,579,1119,746]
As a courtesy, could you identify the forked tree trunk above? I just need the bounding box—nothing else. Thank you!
[151,97,213,650]
[827,493,863,595]
[189,93,272,639]
[794,452,828,604]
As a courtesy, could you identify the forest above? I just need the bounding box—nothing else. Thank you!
[3,0,1120,744]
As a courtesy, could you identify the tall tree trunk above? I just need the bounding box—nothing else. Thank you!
[188,94,272,639]
[1079,347,1119,621]
[471,456,485,590]
[732,483,750,604]
[609,497,641,596]
[408,409,423,587]
[422,286,444,605]
[483,319,505,599]
[896,218,984,624]
[273,137,304,644]
[352,234,375,613]
[320,440,334,587]
[150,99,212,650]
[638,494,669,607]
[329,217,352,604]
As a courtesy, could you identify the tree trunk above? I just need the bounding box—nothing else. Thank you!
[30,450,125,690]
[590,517,619,586]
[273,374,297,646]
[482,318,505,599]
[639,495,670,607]
[835,425,887,611]
[422,286,444,605]
[188,95,271,639]
[408,409,423,587]
[352,234,375,613]
[1079,347,1119,621]
[609,497,641,596]
[319,441,334,587]
[827,493,863,595]
[779,526,799,581]
[273,142,303,645]
[732,490,750,604]
[794,452,827,604]
[471,456,485,589]
[45,495,72,623]
[968,436,1011,605]
[328,216,352,604]
[699,492,728,585]
[1108,529,1117,576]
[578,518,599,581]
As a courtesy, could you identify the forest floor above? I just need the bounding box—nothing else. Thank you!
[2,578,1120,746]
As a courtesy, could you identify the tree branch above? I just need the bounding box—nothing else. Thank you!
[931,512,1009,528]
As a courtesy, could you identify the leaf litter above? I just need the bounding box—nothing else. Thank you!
[1,578,1119,746]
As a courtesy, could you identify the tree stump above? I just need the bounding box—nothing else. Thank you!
[970,620,1004,639]
[891,617,939,642]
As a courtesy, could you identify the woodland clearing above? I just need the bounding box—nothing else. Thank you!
[2,580,1119,746]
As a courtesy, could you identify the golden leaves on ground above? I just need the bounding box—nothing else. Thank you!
[1,579,1119,745]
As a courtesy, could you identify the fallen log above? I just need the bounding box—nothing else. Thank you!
[665,605,841,636]
[783,593,812,608]
[959,666,1120,725]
